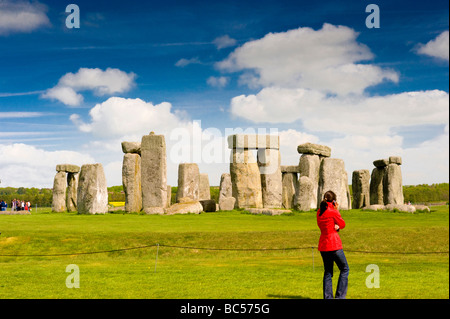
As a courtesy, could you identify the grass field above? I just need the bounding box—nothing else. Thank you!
[0,206,448,299]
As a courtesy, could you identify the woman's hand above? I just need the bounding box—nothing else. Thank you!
[334,224,340,231]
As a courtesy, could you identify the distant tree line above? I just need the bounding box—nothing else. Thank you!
[1,183,448,208]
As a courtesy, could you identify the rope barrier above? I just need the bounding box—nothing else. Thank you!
[0,243,448,257]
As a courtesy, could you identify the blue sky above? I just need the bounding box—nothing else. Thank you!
[0,0,448,188]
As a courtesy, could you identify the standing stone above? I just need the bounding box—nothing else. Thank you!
[122,153,142,213]
[352,170,370,209]
[77,164,108,214]
[66,172,79,212]
[298,154,321,210]
[199,173,211,200]
[219,173,236,211]
[176,163,200,202]
[167,185,172,207]
[230,149,263,209]
[383,163,404,205]
[317,158,350,210]
[370,166,387,205]
[52,171,67,213]
[258,149,282,208]
[141,132,167,214]
[296,176,314,211]
[282,172,298,209]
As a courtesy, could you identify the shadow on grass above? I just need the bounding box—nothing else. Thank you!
[267,294,311,299]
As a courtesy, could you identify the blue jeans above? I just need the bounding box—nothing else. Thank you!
[320,249,349,299]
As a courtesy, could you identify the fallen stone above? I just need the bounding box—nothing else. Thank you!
[385,203,415,213]
[165,200,203,215]
[362,204,386,211]
[297,143,331,157]
[413,205,430,212]
[219,197,236,211]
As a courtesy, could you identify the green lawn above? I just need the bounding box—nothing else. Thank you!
[0,206,448,299]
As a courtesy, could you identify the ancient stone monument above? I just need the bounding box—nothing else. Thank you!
[122,142,142,213]
[141,132,167,214]
[352,169,370,209]
[199,173,211,200]
[77,163,108,214]
[228,134,281,209]
[281,166,299,209]
[52,164,80,213]
[369,156,404,206]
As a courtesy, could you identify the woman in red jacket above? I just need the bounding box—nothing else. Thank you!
[317,190,349,299]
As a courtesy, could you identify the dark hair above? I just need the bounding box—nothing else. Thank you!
[319,190,337,216]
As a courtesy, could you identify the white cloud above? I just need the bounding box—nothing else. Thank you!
[0,143,95,188]
[175,57,202,67]
[417,31,449,61]
[0,0,50,35]
[42,68,136,106]
[207,76,229,88]
[216,23,398,95]
[213,35,237,50]
[0,112,48,119]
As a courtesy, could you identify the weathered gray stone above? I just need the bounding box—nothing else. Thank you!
[373,159,389,168]
[280,165,299,173]
[167,185,172,207]
[230,149,263,208]
[362,204,386,211]
[199,199,216,212]
[383,163,404,205]
[141,132,167,214]
[165,200,203,215]
[228,134,279,149]
[282,172,298,209]
[66,172,78,212]
[389,156,402,165]
[218,173,235,210]
[297,143,331,157]
[121,141,141,155]
[219,173,233,199]
[122,153,142,213]
[176,163,200,202]
[414,205,430,212]
[56,164,80,174]
[352,169,370,209]
[298,154,321,210]
[199,173,211,200]
[219,197,236,211]
[77,164,108,214]
[296,176,314,211]
[317,158,350,210]
[52,171,67,213]
[370,167,386,205]
[385,203,415,213]
[258,149,282,208]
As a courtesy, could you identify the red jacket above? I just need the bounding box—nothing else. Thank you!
[317,202,346,252]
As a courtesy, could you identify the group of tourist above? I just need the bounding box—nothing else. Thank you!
[0,199,32,212]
